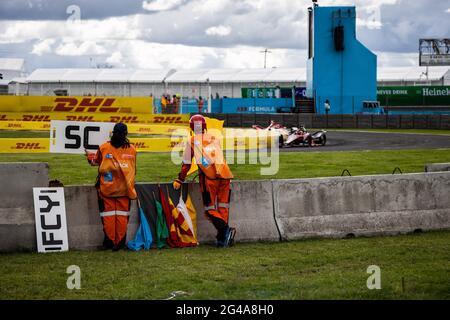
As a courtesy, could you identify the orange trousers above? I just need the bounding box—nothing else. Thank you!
[200,176,231,225]
[97,194,130,248]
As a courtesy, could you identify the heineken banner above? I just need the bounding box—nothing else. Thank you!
[377,86,450,106]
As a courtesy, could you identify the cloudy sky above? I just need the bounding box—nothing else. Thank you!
[0,0,449,72]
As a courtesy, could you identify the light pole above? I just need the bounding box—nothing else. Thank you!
[260,49,272,69]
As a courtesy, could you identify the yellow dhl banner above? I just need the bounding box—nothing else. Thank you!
[0,112,189,125]
[0,121,188,135]
[0,121,51,131]
[0,135,272,154]
[0,138,186,154]
[0,138,49,153]
[0,96,154,114]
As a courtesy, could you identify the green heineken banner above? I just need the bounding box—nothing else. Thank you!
[377,86,450,106]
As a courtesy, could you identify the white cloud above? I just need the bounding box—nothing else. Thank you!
[446,8,450,13]
[192,0,228,14]
[376,51,418,67]
[55,40,107,56]
[1,0,448,70]
[0,16,143,44]
[31,38,55,55]
[205,25,232,37]
[106,51,123,65]
[142,0,184,11]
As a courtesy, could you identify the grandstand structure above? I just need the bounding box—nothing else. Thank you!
[7,66,450,98]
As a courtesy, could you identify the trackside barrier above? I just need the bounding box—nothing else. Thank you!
[0,138,186,153]
[425,163,450,172]
[0,96,154,114]
[1,162,449,252]
[272,173,450,240]
[0,133,275,153]
[198,114,450,130]
[0,121,187,135]
[0,112,189,125]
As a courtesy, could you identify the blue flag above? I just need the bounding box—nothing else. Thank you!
[127,207,153,251]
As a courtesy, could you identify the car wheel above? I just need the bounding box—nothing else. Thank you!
[320,136,327,146]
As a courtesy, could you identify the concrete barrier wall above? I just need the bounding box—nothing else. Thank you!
[425,163,450,172]
[1,163,449,252]
[273,173,450,240]
[0,163,49,251]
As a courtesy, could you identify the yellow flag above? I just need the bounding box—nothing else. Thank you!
[185,194,197,239]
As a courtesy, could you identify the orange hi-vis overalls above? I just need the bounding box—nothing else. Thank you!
[93,142,137,248]
[178,133,233,232]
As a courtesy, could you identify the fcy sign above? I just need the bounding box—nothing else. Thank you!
[50,120,115,154]
[33,188,69,253]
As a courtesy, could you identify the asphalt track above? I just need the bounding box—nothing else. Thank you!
[280,131,450,152]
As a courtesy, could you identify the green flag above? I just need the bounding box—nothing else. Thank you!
[154,197,169,249]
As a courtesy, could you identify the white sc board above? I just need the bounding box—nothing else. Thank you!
[50,120,115,154]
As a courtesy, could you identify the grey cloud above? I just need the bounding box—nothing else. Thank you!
[0,0,449,70]
[0,0,148,20]
[358,0,450,53]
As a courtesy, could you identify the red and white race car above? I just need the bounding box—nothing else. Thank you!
[253,121,327,148]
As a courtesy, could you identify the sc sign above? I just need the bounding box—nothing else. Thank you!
[33,188,69,253]
[50,120,115,154]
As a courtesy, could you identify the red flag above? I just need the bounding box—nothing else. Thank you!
[158,186,197,248]
[159,186,179,248]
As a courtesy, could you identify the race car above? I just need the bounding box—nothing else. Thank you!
[252,121,327,148]
[252,120,290,148]
[283,126,327,148]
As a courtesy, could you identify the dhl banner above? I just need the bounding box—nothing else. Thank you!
[0,138,186,154]
[0,138,49,153]
[0,96,154,114]
[0,121,51,131]
[0,121,188,135]
[0,135,273,154]
[0,112,189,125]
[127,124,188,135]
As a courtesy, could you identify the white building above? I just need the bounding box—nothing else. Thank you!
[0,58,27,94]
[9,65,450,97]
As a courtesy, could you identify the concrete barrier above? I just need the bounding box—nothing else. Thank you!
[1,162,449,252]
[0,163,49,251]
[186,181,279,243]
[425,163,450,172]
[273,173,450,240]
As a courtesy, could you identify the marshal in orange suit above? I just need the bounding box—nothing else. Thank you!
[173,115,236,248]
[86,122,137,251]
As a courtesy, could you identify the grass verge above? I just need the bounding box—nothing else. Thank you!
[0,231,448,300]
[0,149,449,185]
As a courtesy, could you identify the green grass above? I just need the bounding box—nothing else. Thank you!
[0,149,449,185]
[0,231,448,300]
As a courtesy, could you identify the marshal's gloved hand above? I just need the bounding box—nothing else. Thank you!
[85,149,97,165]
[173,179,183,190]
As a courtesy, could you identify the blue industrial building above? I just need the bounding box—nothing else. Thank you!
[306,4,378,114]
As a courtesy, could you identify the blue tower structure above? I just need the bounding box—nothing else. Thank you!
[306,4,377,114]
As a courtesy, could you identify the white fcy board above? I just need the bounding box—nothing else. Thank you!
[33,188,69,253]
[50,120,115,154]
